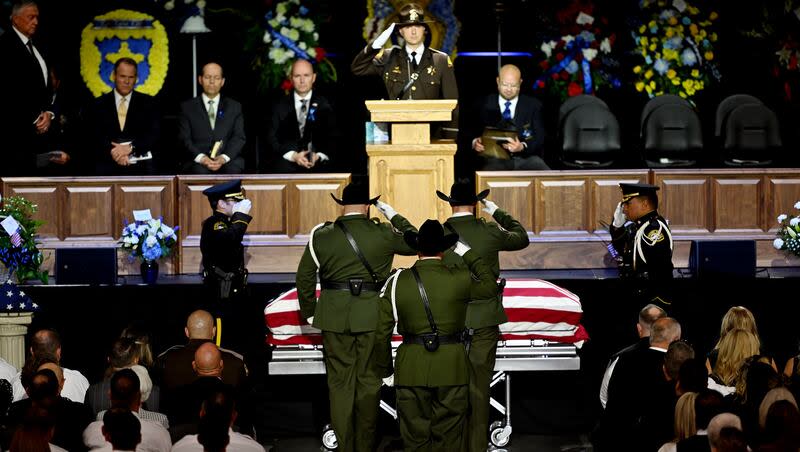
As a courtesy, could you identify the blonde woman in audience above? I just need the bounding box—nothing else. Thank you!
[712,329,762,388]
[706,306,775,374]
[658,391,698,452]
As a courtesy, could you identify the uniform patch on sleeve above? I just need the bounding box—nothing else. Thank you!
[214,221,228,231]
[646,229,664,243]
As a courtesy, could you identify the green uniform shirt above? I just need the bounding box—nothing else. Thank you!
[387,251,497,387]
[351,45,458,100]
[441,209,530,328]
[296,214,417,333]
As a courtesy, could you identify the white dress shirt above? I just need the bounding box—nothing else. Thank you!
[405,44,425,67]
[0,358,17,382]
[13,25,48,84]
[170,428,265,451]
[282,89,329,163]
[12,366,90,403]
[84,410,171,452]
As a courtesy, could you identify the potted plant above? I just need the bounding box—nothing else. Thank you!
[0,195,47,284]
[119,216,179,284]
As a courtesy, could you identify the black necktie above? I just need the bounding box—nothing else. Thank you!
[410,51,418,71]
[26,40,35,56]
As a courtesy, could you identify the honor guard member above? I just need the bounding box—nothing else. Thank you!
[382,219,498,452]
[609,183,673,280]
[437,180,530,452]
[351,3,458,101]
[296,181,417,452]
[200,179,252,345]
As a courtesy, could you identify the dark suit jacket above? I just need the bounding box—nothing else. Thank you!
[87,90,159,175]
[0,29,54,175]
[468,94,546,158]
[155,339,247,394]
[83,378,160,416]
[266,92,336,163]
[7,396,93,452]
[177,96,245,165]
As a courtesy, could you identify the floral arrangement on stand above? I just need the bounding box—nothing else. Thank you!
[119,217,179,264]
[0,196,47,284]
[533,3,621,101]
[631,0,720,100]
[773,201,800,258]
[248,0,336,94]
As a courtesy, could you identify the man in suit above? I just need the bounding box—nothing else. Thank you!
[383,219,497,451]
[178,62,246,174]
[296,181,417,451]
[87,57,160,175]
[267,59,336,173]
[351,3,457,101]
[0,0,60,176]
[436,181,529,452]
[468,64,548,170]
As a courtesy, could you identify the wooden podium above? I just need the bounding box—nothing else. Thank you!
[365,100,457,228]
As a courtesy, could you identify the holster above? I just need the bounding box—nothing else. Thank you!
[463,328,474,354]
[348,278,363,296]
[213,267,234,300]
[422,333,439,352]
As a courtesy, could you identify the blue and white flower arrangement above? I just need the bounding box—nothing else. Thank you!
[119,217,179,263]
[773,201,800,258]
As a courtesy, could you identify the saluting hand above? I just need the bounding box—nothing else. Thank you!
[372,23,396,49]
[480,199,499,216]
[612,202,626,228]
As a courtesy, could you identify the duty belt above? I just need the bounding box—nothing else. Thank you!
[402,333,463,346]
[320,280,384,296]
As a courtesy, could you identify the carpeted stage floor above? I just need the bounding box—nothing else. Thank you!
[17,268,800,450]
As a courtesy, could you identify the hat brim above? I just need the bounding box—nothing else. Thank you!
[330,193,381,206]
[435,188,491,205]
[403,230,459,254]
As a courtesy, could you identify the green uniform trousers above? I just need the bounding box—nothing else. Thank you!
[467,326,499,452]
[397,384,468,452]
[322,330,383,452]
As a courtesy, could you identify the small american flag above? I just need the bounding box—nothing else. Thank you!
[9,229,22,247]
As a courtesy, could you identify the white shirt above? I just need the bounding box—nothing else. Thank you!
[84,410,171,452]
[282,89,329,163]
[170,429,265,452]
[498,95,519,119]
[404,44,425,66]
[450,212,473,218]
[12,366,90,403]
[13,25,48,85]
[0,358,17,382]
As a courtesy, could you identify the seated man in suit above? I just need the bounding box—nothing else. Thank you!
[178,62,246,174]
[87,57,160,175]
[466,64,548,170]
[266,59,336,173]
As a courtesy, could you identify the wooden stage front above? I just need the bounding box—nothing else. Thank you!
[2,168,799,276]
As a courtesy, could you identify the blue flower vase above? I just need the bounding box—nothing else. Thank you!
[140,260,159,284]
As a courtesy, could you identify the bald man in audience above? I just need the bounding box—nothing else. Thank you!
[11,328,89,403]
[156,309,247,394]
[707,413,746,452]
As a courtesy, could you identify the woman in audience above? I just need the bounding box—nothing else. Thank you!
[707,306,774,374]
[658,391,698,452]
[733,360,783,446]
[85,337,156,415]
[120,324,155,369]
[711,329,761,390]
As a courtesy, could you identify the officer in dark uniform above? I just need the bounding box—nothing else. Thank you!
[200,179,252,347]
[351,3,458,101]
[609,183,674,280]
[296,181,417,452]
[437,181,529,452]
[383,219,497,452]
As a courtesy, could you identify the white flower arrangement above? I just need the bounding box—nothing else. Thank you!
[119,218,179,263]
[773,201,800,258]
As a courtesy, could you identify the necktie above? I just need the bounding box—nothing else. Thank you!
[410,51,418,71]
[208,99,216,129]
[26,40,35,56]
[502,100,513,121]
[298,99,308,135]
[117,97,128,131]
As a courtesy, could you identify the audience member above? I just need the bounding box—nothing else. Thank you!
[0,0,57,176]
[156,310,247,394]
[178,62,246,174]
[170,386,264,452]
[711,329,761,389]
[7,366,92,452]
[599,303,667,408]
[674,388,724,452]
[757,388,797,432]
[11,328,89,403]
[677,358,710,396]
[707,307,774,374]
[101,408,141,452]
[757,399,800,451]
[84,337,157,417]
[266,59,336,173]
[0,358,17,383]
[658,391,698,452]
[8,405,64,452]
[87,57,160,175]
[120,325,155,370]
[82,369,170,451]
[713,427,748,452]
[465,64,548,171]
[707,413,745,452]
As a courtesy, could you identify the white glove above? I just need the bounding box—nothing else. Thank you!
[374,200,398,220]
[233,199,252,215]
[481,199,499,216]
[306,316,314,325]
[453,241,471,257]
[382,374,395,387]
[612,202,626,228]
[372,23,396,49]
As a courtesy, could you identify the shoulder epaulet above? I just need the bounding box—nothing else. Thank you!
[213,221,228,231]
[156,344,184,358]
[219,346,244,360]
[370,217,382,225]
[430,47,447,55]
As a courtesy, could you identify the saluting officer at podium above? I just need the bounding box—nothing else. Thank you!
[609,183,673,280]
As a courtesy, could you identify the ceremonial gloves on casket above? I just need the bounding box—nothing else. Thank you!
[375,200,398,220]
[233,199,252,215]
[372,23,396,49]
[612,202,626,228]
[480,199,499,216]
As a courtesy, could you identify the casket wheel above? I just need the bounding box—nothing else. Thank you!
[321,424,338,450]
[489,420,511,448]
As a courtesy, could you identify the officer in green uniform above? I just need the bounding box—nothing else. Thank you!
[351,3,458,101]
[437,181,530,452]
[296,181,417,452]
[200,179,252,347]
[383,219,498,452]
[609,183,673,281]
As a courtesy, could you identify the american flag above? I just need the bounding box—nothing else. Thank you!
[9,229,22,247]
[1,279,37,312]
